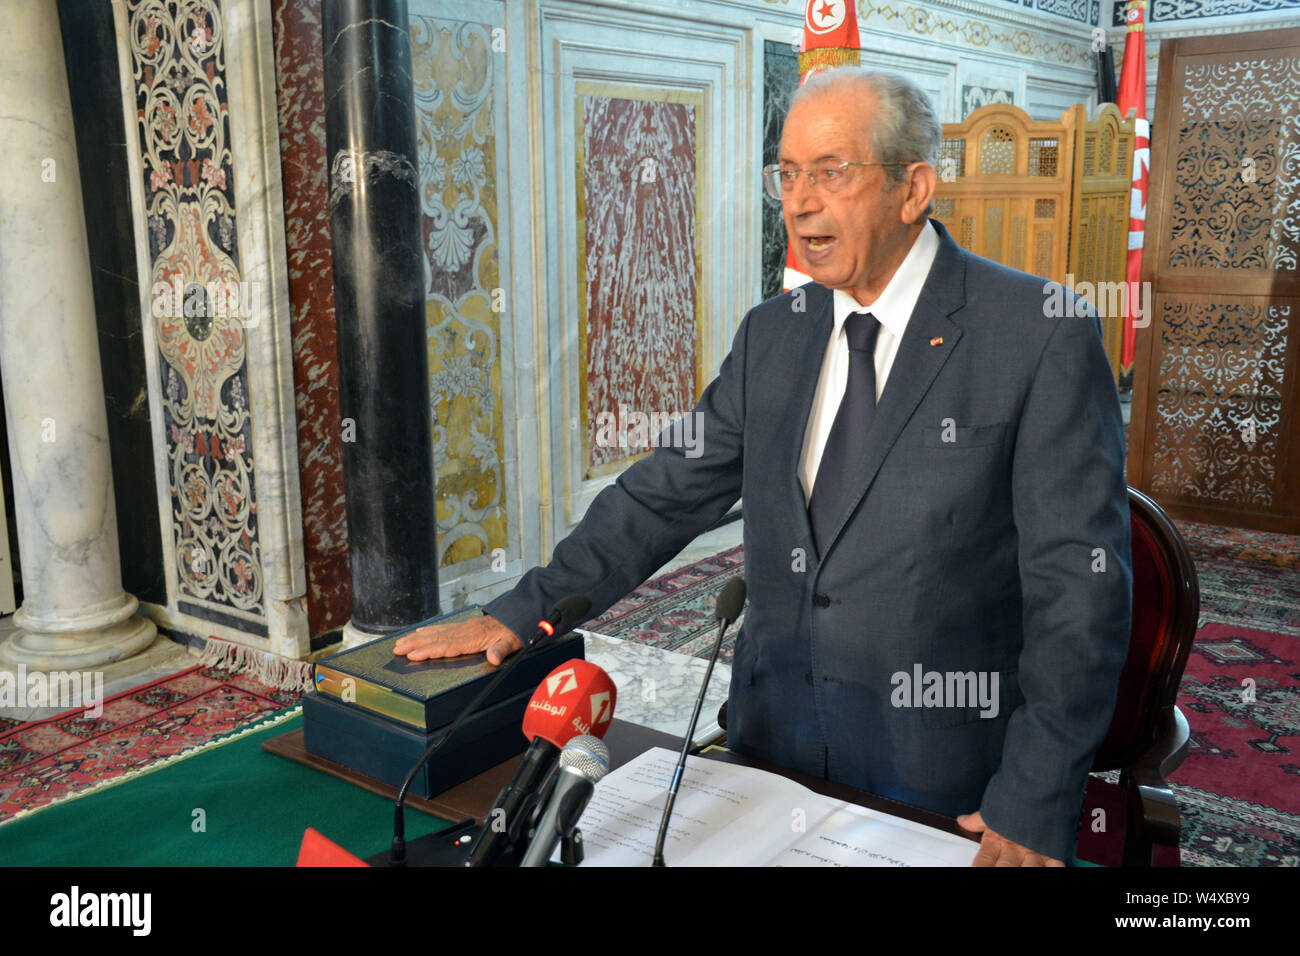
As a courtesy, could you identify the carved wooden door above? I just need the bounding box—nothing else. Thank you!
[1127,28,1300,534]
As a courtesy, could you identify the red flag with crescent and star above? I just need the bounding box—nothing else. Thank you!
[1116,0,1149,372]
[784,0,862,290]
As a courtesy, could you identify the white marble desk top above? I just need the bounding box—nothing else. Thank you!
[578,629,731,747]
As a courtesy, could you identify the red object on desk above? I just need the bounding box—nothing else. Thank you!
[296,827,371,867]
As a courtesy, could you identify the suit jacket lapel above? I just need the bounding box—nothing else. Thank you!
[817,221,969,560]
[785,290,833,557]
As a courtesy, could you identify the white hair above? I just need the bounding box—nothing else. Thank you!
[788,67,940,208]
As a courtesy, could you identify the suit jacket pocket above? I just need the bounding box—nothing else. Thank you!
[921,421,1009,449]
[918,668,1021,728]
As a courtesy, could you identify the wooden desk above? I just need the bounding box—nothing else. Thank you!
[263,717,979,844]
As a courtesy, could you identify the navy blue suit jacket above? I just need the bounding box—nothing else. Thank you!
[486,219,1132,862]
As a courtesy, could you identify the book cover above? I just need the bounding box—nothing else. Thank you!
[312,605,585,730]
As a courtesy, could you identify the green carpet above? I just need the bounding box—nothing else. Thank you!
[0,710,450,866]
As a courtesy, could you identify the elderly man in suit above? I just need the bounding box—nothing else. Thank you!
[395,67,1132,866]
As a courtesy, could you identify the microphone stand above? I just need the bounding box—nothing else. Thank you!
[390,640,540,865]
[390,596,589,865]
[651,609,737,867]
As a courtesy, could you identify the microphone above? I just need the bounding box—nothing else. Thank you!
[528,595,591,648]
[519,735,611,867]
[464,658,617,867]
[389,595,590,866]
[652,577,746,866]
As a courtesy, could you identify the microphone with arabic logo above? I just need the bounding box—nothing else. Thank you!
[390,595,591,866]
[464,658,616,867]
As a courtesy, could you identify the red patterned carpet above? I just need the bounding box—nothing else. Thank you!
[1169,622,1300,865]
[588,521,1300,867]
[0,663,300,823]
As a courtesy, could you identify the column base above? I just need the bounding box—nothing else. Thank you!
[341,619,386,649]
[0,614,159,671]
[15,590,139,635]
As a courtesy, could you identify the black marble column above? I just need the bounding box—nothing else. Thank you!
[324,0,439,638]
[762,41,799,301]
[58,0,165,606]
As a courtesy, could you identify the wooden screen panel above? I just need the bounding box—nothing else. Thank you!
[1069,103,1136,382]
[1145,293,1294,512]
[937,103,1133,382]
[934,104,1071,283]
[1127,28,1300,533]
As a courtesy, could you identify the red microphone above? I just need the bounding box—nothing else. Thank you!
[524,659,617,742]
[390,596,593,865]
[465,660,616,866]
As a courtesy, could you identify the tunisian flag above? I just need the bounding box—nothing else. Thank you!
[1116,0,1149,372]
[784,0,862,290]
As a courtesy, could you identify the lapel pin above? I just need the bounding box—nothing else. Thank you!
[930,336,944,347]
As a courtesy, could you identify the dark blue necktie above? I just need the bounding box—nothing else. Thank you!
[809,311,881,554]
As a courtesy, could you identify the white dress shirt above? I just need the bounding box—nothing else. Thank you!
[798,220,941,503]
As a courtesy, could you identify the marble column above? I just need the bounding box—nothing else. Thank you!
[324,0,440,645]
[0,0,157,671]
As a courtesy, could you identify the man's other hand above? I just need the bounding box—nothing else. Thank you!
[393,614,523,667]
[955,811,1065,867]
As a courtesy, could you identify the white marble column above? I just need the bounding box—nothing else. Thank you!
[0,0,156,671]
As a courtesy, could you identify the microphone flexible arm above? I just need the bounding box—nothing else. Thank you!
[390,596,590,865]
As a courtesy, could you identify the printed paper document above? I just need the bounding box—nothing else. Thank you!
[567,747,980,866]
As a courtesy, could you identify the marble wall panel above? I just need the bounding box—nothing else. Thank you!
[577,88,702,477]
[962,84,1017,112]
[126,0,265,631]
[271,0,351,640]
[410,15,510,569]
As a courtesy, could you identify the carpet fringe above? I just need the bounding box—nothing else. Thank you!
[198,637,315,694]
[0,705,303,828]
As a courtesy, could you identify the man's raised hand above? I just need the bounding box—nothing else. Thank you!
[393,614,523,667]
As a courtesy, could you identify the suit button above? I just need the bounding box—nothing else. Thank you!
[805,671,814,685]
[812,593,831,608]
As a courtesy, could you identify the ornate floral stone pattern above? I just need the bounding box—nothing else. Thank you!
[129,0,263,618]
[1114,0,1297,24]
[778,0,1101,26]
[410,17,508,568]
[1149,301,1289,508]
[579,94,700,474]
[856,0,1093,64]
[1168,56,1300,274]
[1028,0,1098,23]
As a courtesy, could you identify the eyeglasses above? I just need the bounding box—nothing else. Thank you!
[762,160,914,200]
